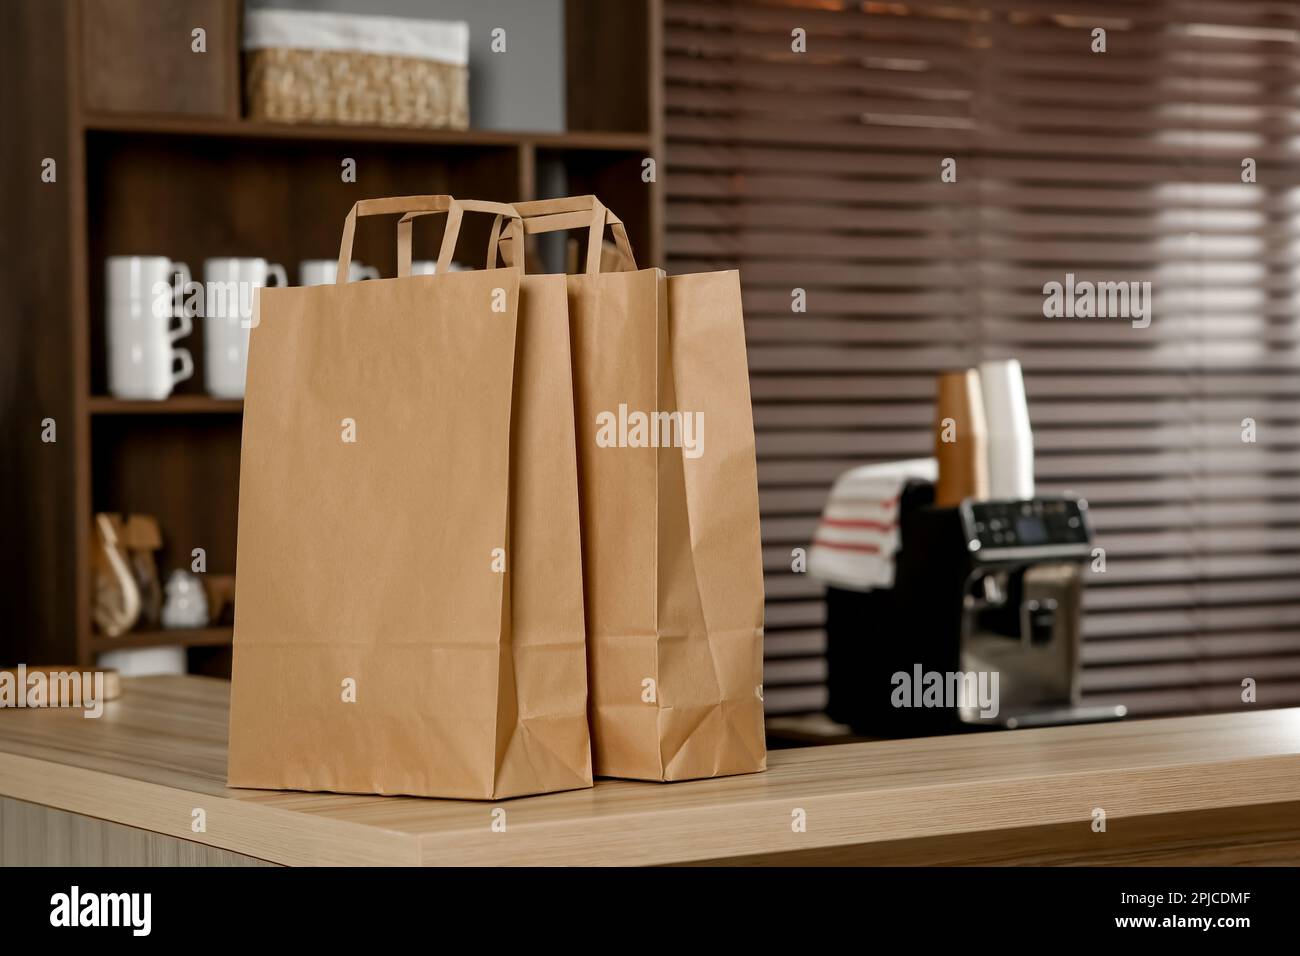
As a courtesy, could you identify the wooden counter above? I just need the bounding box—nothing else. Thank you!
[2,676,1299,866]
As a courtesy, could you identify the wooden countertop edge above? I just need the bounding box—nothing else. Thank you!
[415,754,1300,865]
[0,752,418,866]
[6,747,1300,866]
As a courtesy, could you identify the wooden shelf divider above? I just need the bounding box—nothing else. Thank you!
[88,396,244,415]
[89,627,233,654]
[83,112,653,153]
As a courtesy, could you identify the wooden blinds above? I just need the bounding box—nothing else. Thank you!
[662,0,1300,717]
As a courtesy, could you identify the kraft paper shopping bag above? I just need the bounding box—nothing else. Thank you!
[495,196,767,781]
[228,195,592,799]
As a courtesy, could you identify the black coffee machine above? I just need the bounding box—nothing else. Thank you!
[825,480,1126,737]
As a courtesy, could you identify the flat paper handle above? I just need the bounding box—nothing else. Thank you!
[426,199,526,277]
[490,196,636,275]
[336,195,455,284]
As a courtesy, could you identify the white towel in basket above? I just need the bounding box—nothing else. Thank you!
[244,9,469,65]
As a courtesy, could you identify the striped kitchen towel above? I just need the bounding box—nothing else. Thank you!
[808,458,937,591]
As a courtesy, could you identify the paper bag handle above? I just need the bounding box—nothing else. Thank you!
[413,199,526,277]
[336,195,455,284]
[396,200,526,277]
[489,196,637,275]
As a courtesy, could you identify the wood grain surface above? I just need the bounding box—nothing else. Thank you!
[1,676,1298,866]
[1,796,275,867]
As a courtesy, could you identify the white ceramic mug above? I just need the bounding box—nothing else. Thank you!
[106,256,194,400]
[202,257,287,398]
[298,259,380,286]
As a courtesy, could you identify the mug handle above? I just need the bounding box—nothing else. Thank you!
[267,263,288,287]
[169,261,193,341]
[169,309,193,343]
[171,348,195,386]
[171,261,191,315]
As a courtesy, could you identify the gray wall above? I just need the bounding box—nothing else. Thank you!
[246,0,565,131]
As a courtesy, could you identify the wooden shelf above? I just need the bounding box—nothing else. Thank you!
[89,627,232,654]
[84,112,653,153]
[88,396,243,415]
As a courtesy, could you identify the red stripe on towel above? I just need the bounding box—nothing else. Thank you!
[820,517,897,531]
[824,496,899,510]
[812,538,883,554]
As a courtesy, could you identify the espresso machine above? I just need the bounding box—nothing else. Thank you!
[825,480,1127,737]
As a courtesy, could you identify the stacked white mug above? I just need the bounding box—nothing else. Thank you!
[203,258,288,398]
[106,256,194,400]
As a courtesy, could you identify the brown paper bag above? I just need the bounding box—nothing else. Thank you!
[495,196,767,781]
[228,195,592,800]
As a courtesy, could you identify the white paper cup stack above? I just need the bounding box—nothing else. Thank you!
[978,359,1035,500]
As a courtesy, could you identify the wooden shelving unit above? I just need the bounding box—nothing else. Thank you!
[4,0,663,672]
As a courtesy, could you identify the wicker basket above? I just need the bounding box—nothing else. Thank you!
[243,10,468,130]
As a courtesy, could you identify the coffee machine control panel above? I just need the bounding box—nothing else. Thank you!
[960,498,1091,560]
